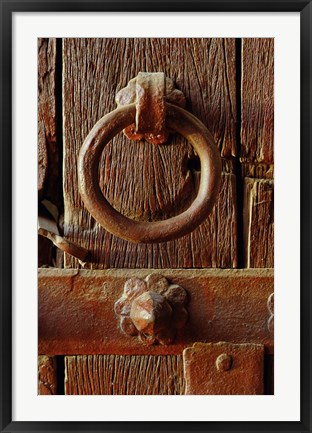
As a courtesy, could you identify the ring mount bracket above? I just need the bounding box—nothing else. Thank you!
[115,72,186,145]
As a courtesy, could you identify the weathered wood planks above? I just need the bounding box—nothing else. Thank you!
[65,355,184,395]
[38,38,59,268]
[241,38,274,268]
[243,178,274,268]
[241,38,274,165]
[62,38,237,269]
[38,38,59,202]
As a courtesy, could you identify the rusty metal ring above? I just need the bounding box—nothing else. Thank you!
[78,103,221,243]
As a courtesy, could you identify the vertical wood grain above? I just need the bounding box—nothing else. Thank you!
[65,355,185,395]
[62,38,237,269]
[243,178,274,268]
[38,38,59,202]
[241,39,274,268]
[38,38,59,267]
[241,38,274,164]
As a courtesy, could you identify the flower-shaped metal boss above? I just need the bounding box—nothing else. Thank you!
[114,274,189,345]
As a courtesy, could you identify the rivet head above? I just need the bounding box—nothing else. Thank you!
[115,274,189,345]
[216,353,232,372]
[130,291,172,335]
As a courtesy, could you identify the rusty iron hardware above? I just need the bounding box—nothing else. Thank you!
[38,268,274,356]
[115,72,186,145]
[38,202,89,263]
[267,292,274,333]
[114,274,188,345]
[78,72,221,244]
[215,353,232,372]
[183,342,264,395]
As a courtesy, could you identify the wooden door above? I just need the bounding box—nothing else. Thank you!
[38,37,274,395]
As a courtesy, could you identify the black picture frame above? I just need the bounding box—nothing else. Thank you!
[1,0,311,432]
